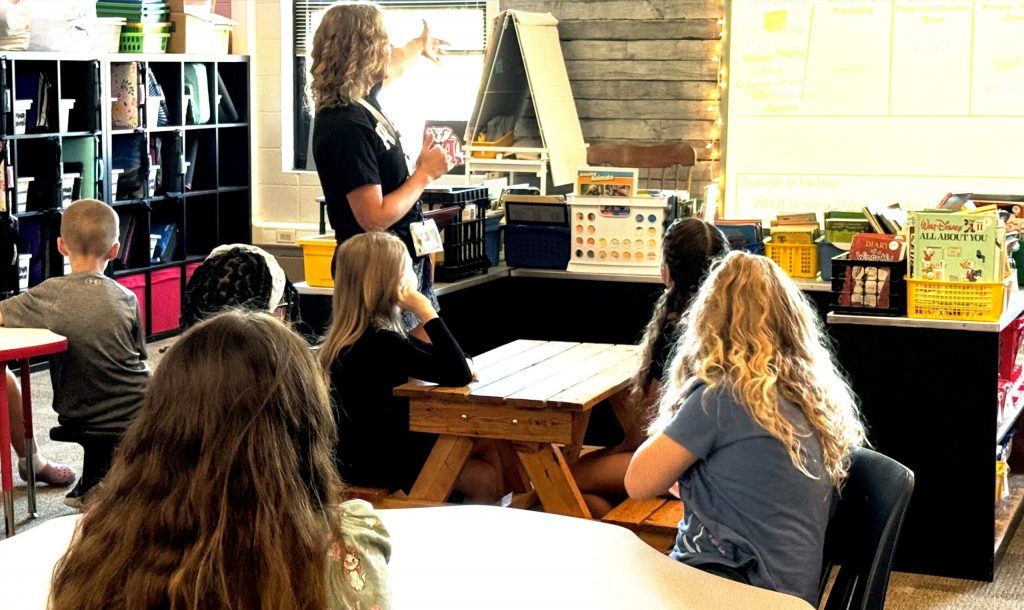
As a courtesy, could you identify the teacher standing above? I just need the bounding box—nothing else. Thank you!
[309,1,449,335]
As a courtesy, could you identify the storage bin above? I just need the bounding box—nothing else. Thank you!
[61,173,81,208]
[93,17,126,53]
[816,238,846,281]
[298,233,336,288]
[566,194,670,276]
[58,99,75,133]
[830,254,907,317]
[907,278,1005,322]
[119,22,173,53]
[15,177,33,214]
[150,267,182,335]
[116,273,147,333]
[997,460,1009,505]
[421,186,492,281]
[185,261,201,284]
[504,224,571,270]
[13,99,32,135]
[485,213,503,267]
[765,239,818,278]
[999,316,1024,382]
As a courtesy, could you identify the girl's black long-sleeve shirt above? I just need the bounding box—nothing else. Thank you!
[329,318,472,491]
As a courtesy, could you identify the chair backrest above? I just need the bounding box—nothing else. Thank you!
[819,447,915,610]
[586,143,696,193]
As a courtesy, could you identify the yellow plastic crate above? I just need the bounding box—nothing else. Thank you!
[298,234,336,288]
[764,240,818,278]
[906,278,1004,322]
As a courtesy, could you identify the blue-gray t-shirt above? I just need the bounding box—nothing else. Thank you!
[663,381,831,605]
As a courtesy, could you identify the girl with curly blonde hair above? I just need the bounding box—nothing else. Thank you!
[625,251,866,606]
[309,1,450,338]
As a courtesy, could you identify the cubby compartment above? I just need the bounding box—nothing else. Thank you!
[150,266,182,335]
[218,126,248,188]
[14,138,62,211]
[149,130,183,196]
[111,133,148,201]
[216,61,247,124]
[16,210,62,286]
[110,61,143,131]
[146,61,183,128]
[184,129,217,192]
[12,60,59,135]
[218,190,251,245]
[150,198,183,264]
[61,135,100,201]
[110,204,151,273]
[184,194,218,257]
[58,60,101,133]
[183,62,216,126]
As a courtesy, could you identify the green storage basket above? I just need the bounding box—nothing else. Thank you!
[119,22,174,54]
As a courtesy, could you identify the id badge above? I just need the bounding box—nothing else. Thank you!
[409,219,444,257]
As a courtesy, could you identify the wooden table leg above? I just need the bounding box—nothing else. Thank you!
[516,443,592,519]
[561,410,594,466]
[408,435,474,503]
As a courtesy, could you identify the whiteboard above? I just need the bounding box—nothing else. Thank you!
[723,0,1024,221]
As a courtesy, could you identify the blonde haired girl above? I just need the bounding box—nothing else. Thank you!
[310,1,450,337]
[320,232,499,502]
[625,251,866,606]
[50,311,391,610]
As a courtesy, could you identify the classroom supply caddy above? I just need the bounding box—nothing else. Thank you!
[764,239,819,278]
[906,278,1006,322]
[502,194,571,269]
[421,186,491,281]
[566,194,671,275]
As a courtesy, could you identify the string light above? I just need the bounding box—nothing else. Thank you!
[706,8,728,199]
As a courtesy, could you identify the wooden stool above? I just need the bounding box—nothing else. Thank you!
[602,497,683,554]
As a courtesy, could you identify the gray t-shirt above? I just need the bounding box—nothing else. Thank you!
[663,381,831,606]
[1,272,148,430]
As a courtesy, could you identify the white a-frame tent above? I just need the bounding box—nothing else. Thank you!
[465,10,587,190]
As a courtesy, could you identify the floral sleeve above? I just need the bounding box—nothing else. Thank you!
[325,499,392,610]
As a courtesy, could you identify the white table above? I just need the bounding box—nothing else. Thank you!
[0,505,812,609]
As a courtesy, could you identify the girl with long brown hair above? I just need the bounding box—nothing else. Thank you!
[49,310,391,610]
[625,251,866,606]
[573,218,729,517]
[320,232,499,502]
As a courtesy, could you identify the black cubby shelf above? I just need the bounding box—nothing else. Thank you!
[0,52,251,339]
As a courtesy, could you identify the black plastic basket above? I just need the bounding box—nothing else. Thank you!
[830,254,907,316]
[504,224,570,270]
[435,216,489,281]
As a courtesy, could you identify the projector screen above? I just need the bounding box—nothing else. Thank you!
[723,0,1024,221]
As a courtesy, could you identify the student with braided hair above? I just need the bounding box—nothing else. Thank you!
[180,244,300,329]
[573,218,729,517]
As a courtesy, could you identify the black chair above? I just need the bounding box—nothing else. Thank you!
[49,426,122,496]
[819,447,915,610]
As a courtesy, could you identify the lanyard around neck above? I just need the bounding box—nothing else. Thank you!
[358,98,398,140]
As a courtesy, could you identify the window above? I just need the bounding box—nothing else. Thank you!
[287,1,494,170]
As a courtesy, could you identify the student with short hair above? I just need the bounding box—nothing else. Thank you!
[625,251,866,605]
[0,199,148,505]
[49,310,392,610]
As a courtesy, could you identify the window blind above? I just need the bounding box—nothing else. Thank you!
[293,1,489,56]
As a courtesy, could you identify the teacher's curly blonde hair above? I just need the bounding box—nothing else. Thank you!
[308,1,391,110]
[653,251,866,488]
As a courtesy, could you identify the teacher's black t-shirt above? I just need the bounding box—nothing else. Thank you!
[311,88,423,256]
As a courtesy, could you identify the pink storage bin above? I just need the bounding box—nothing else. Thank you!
[150,267,182,335]
[185,262,201,284]
[117,273,148,334]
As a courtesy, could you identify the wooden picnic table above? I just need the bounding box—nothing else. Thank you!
[394,339,639,519]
